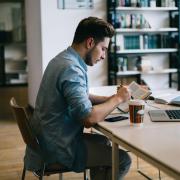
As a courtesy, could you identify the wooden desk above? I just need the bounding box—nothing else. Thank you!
[90,86,180,180]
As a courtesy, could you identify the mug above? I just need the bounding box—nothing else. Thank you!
[128,99,145,126]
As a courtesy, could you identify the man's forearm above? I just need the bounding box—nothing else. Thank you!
[84,94,122,128]
[84,86,130,128]
[89,94,112,105]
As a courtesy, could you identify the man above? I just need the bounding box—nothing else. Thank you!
[25,17,131,180]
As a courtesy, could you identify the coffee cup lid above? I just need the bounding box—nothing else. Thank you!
[128,99,145,105]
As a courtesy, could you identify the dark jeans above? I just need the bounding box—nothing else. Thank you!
[84,133,131,180]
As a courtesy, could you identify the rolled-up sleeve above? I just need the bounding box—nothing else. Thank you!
[58,65,92,122]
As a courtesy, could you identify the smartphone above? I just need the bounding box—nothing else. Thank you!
[105,115,128,122]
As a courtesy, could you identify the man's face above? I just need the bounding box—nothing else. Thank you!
[85,37,110,66]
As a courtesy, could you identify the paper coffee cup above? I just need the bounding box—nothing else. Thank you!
[128,100,145,126]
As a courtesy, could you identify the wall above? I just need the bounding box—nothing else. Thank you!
[26,0,107,106]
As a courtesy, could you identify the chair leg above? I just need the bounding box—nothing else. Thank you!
[59,173,63,180]
[39,174,43,180]
[158,169,162,180]
[21,164,26,180]
[38,164,46,180]
[84,169,86,180]
[84,169,89,180]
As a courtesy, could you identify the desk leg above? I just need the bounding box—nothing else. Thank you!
[112,142,119,180]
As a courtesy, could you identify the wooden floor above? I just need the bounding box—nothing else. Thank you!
[0,119,174,180]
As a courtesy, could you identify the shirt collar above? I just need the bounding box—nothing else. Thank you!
[67,46,87,72]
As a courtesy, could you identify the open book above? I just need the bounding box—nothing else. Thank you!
[118,81,152,112]
[153,93,180,105]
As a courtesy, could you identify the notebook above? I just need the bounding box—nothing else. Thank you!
[149,109,180,122]
[152,93,180,105]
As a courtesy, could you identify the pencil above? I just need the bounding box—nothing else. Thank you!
[117,84,123,92]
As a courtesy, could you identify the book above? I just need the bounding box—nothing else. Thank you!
[117,81,152,112]
[153,93,180,105]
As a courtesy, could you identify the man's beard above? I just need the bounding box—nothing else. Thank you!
[84,47,95,66]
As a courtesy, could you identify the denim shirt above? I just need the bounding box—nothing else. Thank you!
[24,47,92,172]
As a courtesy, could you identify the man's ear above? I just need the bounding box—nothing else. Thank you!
[86,37,95,49]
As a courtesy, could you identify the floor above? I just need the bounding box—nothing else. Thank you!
[0,119,173,180]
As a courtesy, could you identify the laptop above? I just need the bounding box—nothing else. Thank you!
[149,109,180,122]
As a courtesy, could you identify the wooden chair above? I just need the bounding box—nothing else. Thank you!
[10,97,88,180]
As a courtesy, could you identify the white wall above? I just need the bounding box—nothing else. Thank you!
[40,0,107,85]
[26,0,107,106]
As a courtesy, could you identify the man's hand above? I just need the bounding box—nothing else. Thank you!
[116,86,131,103]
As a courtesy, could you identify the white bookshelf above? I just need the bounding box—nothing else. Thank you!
[107,1,180,89]
[141,68,178,74]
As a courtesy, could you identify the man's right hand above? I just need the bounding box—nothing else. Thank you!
[116,86,131,103]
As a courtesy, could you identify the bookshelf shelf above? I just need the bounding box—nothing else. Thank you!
[5,70,27,73]
[107,0,180,89]
[115,28,178,33]
[117,70,140,76]
[141,68,178,74]
[116,48,178,54]
[117,69,177,76]
[116,7,178,11]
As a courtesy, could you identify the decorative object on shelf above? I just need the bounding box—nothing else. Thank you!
[140,57,153,72]
[135,56,142,71]
[117,57,128,71]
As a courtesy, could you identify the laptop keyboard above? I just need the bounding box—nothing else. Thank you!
[166,110,180,119]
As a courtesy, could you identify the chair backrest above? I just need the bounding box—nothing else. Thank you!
[10,97,39,150]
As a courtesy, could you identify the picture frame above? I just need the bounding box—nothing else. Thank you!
[57,0,93,9]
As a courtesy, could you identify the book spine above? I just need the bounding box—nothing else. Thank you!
[143,35,148,49]
[140,35,144,49]
[125,0,131,6]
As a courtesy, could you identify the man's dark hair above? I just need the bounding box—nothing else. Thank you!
[72,17,115,44]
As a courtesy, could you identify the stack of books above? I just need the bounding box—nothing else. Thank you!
[116,13,150,29]
[124,35,140,49]
[122,34,173,50]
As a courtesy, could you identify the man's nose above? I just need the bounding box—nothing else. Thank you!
[101,53,106,60]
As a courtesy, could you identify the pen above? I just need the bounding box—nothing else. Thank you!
[117,84,123,92]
